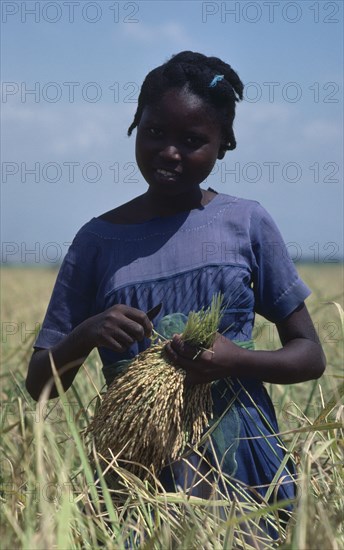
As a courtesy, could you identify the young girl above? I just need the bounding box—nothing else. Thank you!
[26,51,325,531]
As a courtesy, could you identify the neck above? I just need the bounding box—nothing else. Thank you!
[142,187,212,217]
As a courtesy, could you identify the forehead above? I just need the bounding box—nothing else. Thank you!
[140,88,220,129]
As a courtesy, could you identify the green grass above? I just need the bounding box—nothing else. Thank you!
[1,265,343,549]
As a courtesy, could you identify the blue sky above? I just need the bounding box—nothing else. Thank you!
[1,0,343,264]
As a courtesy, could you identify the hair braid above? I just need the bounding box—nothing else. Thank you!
[128,51,244,151]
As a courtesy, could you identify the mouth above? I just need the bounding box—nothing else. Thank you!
[155,167,181,179]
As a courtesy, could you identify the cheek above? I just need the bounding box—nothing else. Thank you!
[135,139,150,167]
[136,136,156,159]
[189,149,219,173]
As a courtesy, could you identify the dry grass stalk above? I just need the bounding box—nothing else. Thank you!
[87,294,223,477]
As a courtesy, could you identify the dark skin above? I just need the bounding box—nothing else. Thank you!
[26,87,326,401]
[165,304,325,385]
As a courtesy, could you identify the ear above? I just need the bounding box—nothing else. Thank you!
[217,146,227,160]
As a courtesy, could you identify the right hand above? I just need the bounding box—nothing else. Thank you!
[83,304,153,353]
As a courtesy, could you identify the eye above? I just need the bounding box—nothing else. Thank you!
[147,127,163,138]
[185,135,205,147]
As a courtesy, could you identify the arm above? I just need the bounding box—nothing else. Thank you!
[26,305,153,401]
[164,302,326,385]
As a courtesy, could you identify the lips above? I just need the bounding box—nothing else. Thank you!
[155,167,182,181]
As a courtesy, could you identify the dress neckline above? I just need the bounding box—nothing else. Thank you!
[93,192,224,229]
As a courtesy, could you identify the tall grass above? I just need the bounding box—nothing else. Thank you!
[1,265,343,549]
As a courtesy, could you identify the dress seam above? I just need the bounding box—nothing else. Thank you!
[104,262,251,297]
[272,276,300,306]
[80,204,232,242]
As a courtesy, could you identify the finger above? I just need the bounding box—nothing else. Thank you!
[165,341,200,371]
[170,335,199,359]
[118,318,149,342]
[144,319,154,338]
[121,308,153,339]
[103,336,130,354]
[164,341,178,364]
[108,327,135,350]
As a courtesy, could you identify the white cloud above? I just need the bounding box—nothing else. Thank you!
[2,101,136,157]
[241,102,292,124]
[236,102,341,159]
[301,119,342,142]
[120,21,190,47]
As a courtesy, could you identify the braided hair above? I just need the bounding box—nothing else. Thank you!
[128,51,244,152]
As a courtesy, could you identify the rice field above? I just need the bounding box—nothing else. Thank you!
[1,264,343,549]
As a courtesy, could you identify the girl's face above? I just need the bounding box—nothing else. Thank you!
[135,87,225,197]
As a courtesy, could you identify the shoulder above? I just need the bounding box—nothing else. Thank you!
[66,212,143,260]
[214,193,285,250]
[59,218,123,282]
[221,193,279,224]
[216,192,260,211]
[215,192,268,226]
[65,218,121,262]
[72,217,125,243]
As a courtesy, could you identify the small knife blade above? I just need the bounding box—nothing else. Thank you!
[146,302,163,321]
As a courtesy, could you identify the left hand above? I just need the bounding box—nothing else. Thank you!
[164,333,243,385]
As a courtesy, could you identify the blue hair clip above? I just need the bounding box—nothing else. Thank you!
[209,74,224,88]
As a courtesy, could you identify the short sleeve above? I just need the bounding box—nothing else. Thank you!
[250,203,311,322]
[34,228,99,349]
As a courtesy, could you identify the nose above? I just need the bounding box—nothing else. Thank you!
[159,144,181,161]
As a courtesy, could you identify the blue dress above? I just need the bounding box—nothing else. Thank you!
[35,193,310,526]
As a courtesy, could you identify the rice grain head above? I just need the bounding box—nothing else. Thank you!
[87,293,224,478]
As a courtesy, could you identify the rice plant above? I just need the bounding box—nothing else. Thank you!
[1,265,343,549]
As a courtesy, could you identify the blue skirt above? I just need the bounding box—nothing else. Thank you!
[158,377,296,539]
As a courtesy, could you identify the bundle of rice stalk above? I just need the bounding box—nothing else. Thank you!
[87,293,224,478]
